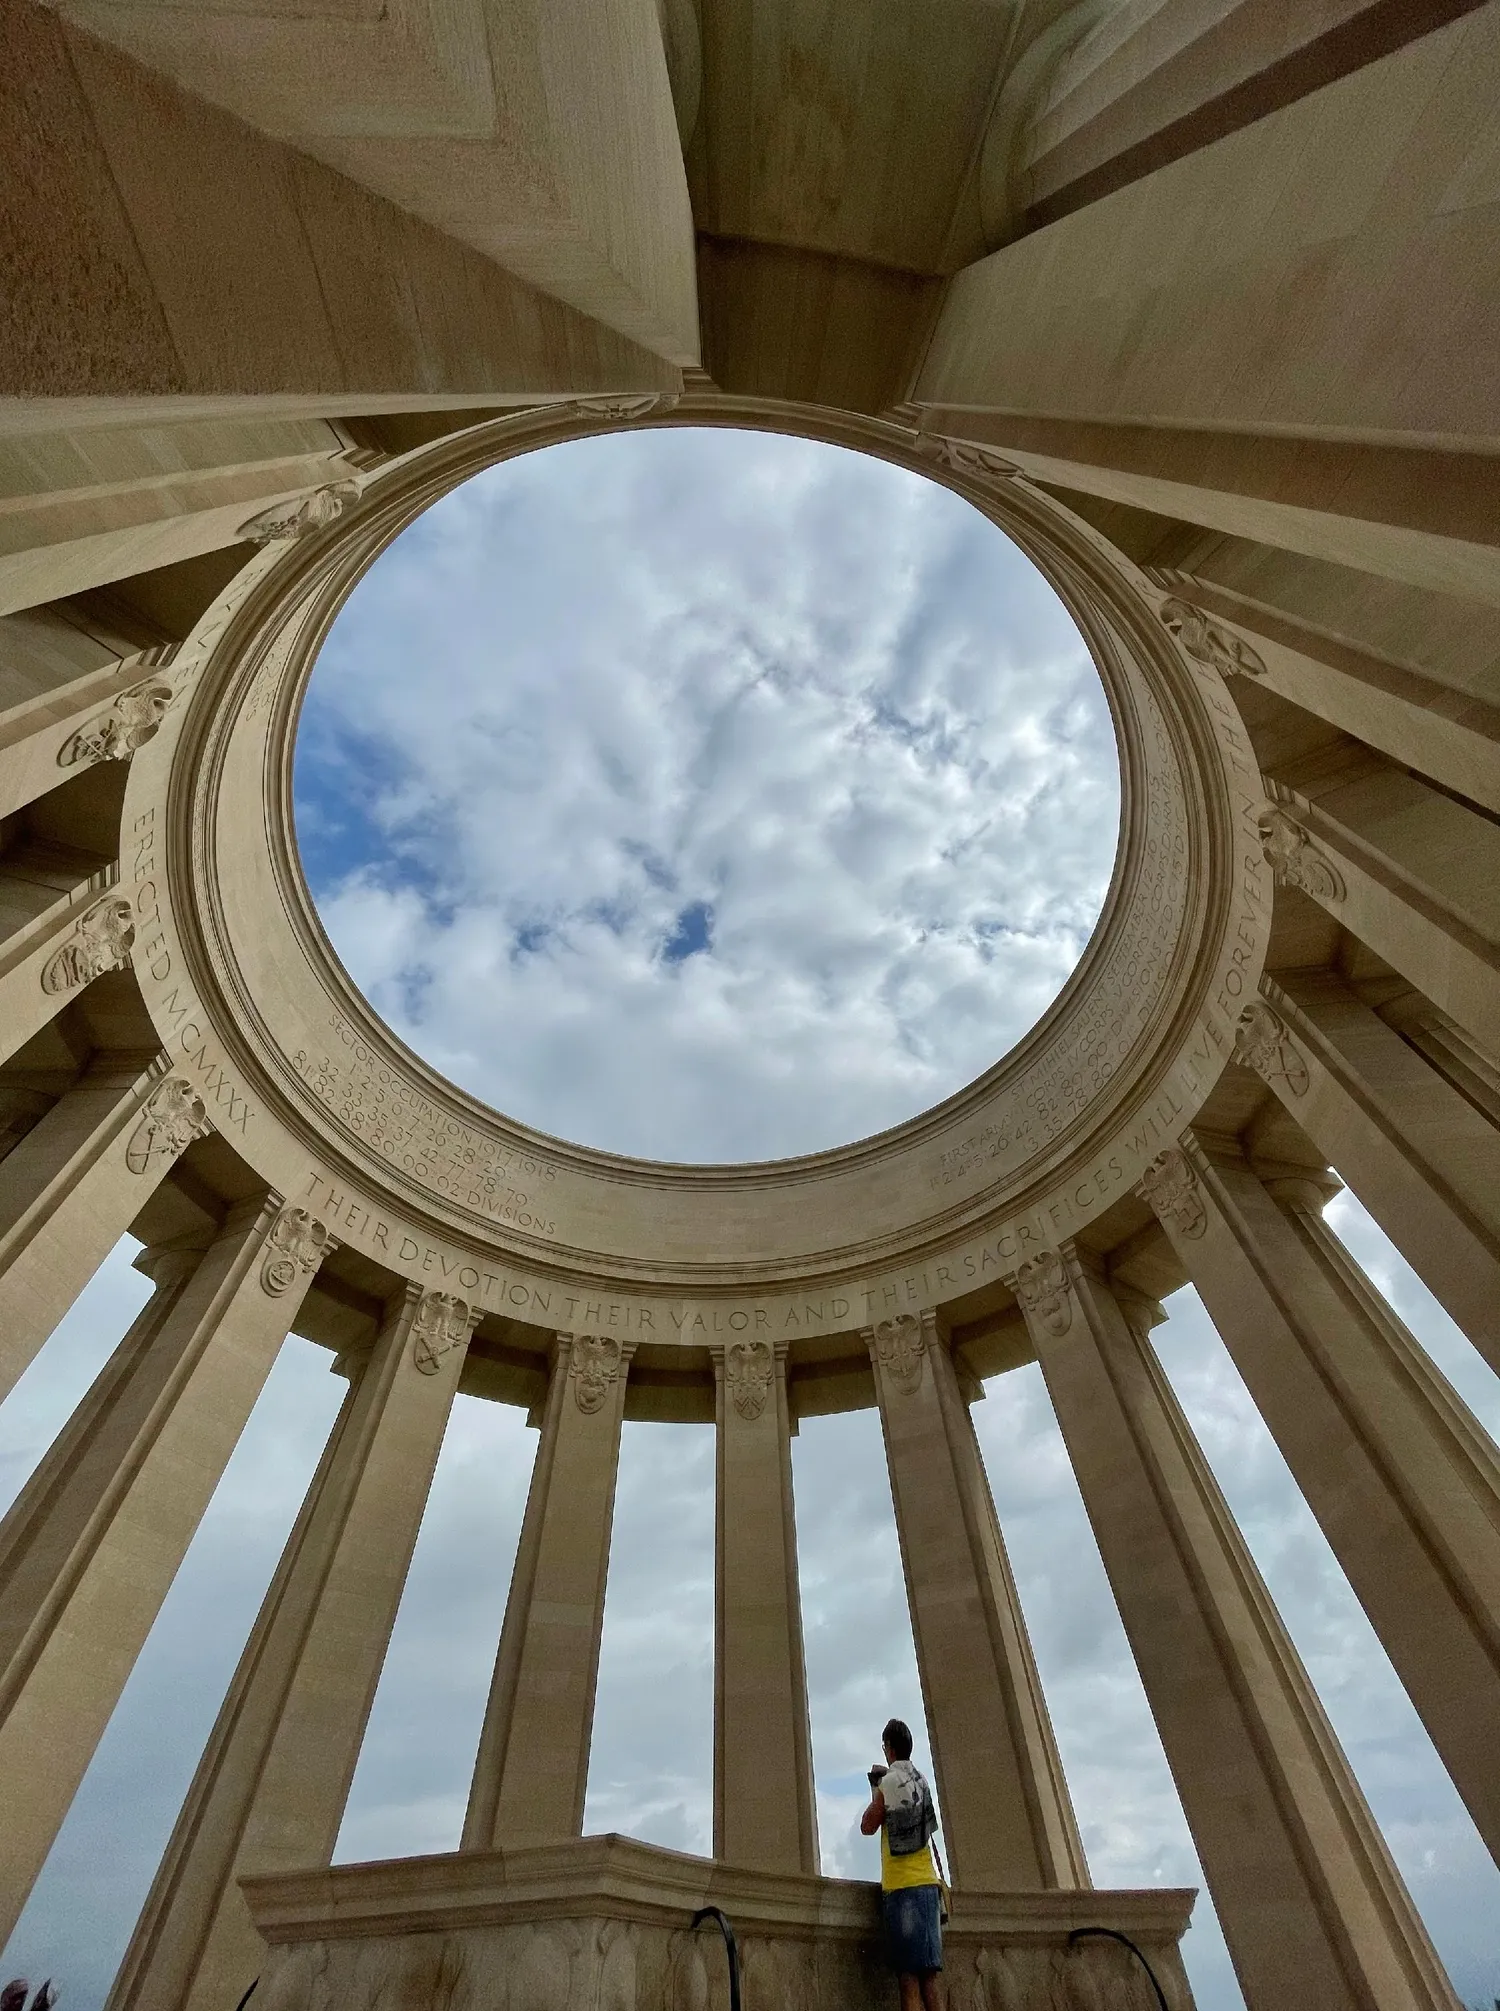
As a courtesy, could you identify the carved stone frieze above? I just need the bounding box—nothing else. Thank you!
[1137,1146,1207,1239]
[871,1311,928,1394]
[1234,999,1311,1097]
[571,1334,623,1413]
[58,676,176,769]
[726,1338,774,1420]
[1255,803,1345,902]
[1014,1251,1073,1337]
[125,1075,209,1175]
[41,895,135,993]
[411,1290,476,1375]
[1157,597,1266,679]
[914,433,1021,481]
[238,480,360,546]
[261,1206,337,1298]
[572,395,680,421]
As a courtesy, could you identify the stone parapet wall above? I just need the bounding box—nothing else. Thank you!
[244,1833,1196,2011]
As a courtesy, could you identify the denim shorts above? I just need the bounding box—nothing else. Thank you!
[882,1884,943,1975]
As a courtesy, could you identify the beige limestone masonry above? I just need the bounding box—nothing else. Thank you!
[2,10,1498,2005]
[866,1308,1085,1891]
[463,1332,634,1852]
[711,1338,818,1875]
[0,1195,330,1943]
[242,1836,1198,2011]
[108,1282,475,2011]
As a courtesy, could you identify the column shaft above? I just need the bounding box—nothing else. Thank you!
[712,1339,818,1873]
[1255,776,1500,1057]
[462,1332,632,1850]
[866,1309,1086,1890]
[0,1197,331,1943]
[106,1283,477,2011]
[1243,978,1500,1374]
[0,1063,207,1401]
[1017,1249,1458,2011]
[1142,1137,1500,1865]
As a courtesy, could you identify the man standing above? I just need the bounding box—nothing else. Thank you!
[860,1717,946,2011]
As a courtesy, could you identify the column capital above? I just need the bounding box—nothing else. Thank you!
[552,1330,636,1414]
[861,1304,943,1397]
[707,1335,784,1423]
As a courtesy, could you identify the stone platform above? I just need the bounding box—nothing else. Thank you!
[242,1833,1196,2009]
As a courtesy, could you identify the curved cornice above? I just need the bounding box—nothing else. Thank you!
[121,394,1272,1340]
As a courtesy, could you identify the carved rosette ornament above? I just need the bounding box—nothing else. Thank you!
[125,1076,209,1175]
[1157,597,1266,679]
[260,1206,336,1298]
[914,433,1021,481]
[871,1312,928,1395]
[411,1290,476,1375]
[1014,1251,1073,1337]
[1234,999,1311,1097]
[1255,803,1345,902]
[572,394,680,421]
[1137,1147,1207,1239]
[41,896,135,994]
[58,677,175,769]
[571,1334,623,1413]
[726,1338,774,1420]
[237,479,360,547]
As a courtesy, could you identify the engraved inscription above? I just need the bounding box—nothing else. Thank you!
[293,1014,560,1235]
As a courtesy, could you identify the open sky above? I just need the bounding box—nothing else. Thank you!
[2,429,1498,2009]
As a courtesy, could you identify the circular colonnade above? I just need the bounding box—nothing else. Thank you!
[0,397,1487,2011]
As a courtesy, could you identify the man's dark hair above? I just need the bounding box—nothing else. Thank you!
[882,1717,914,1759]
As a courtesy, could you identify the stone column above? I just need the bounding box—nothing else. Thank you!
[711,1338,818,1874]
[106,1283,479,2011]
[864,1308,1086,1890]
[0,876,139,1070]
[1238,978,1500,1375]
[0,1062,206,1402]
[1014,1248,1459,2011]
[462,1332,634,1852]
[0,1196,333,1944]
[1137,1135,1500,1870]
[0,646,176,823]
[1251,782,1500,1058]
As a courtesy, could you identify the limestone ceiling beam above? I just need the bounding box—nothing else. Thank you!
[1015,0,1493,234]
[39,0,700,368]
[914,6,1500,593]
[689,0,1021,276]
[3,0,679,420]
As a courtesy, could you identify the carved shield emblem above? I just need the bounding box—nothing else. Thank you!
[260,1206,335,1298]
[411,1290,474,1375]
[1015,1251,1073,1338]
[1137,1147,1207,1239]
[726,1339,774,1420]
[872,1313,927,1396]
[125,1076,208,1175]
[571,1334,622,1413]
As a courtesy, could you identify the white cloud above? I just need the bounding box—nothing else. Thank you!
[295,427,1118,1162]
